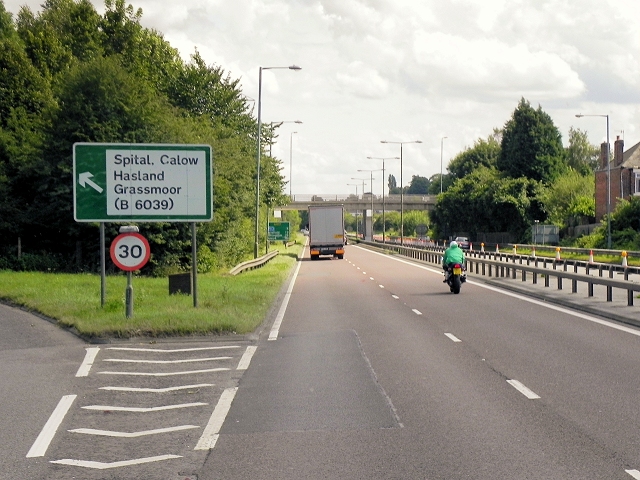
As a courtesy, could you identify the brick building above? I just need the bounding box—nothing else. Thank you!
[594,137,640,221]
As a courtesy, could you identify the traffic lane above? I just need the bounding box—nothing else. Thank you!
[205,246,632,478]
[339,247,635,477]
[0,303,86,479]
[348,246,640,473]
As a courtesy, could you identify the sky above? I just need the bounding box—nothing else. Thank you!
[5,0,640,197]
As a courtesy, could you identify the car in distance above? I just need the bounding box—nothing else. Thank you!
[454,236,470,250]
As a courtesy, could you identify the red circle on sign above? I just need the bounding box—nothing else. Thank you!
[110,233,150,271]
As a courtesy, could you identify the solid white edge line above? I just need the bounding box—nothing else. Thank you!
[269,257,303,341]
[27,395,77,458]
[50,455,181,469]
[507,379,541,399]
[357,245,640,338]
[445,333,462,342]
[626,469,640,479]
[237,346,257,370]
[75,347,100,377]
[195,387,238,450]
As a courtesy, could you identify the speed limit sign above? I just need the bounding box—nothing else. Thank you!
[110,233,150,271]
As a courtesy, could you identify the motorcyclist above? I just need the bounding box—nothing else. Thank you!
[442,240,465,282]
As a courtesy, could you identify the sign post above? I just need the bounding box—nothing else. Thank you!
[110,228,150,318]
[74,143,212,308]
[268,222,290,242]
[73,143,212,222]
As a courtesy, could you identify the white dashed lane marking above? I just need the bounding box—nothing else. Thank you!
[507,380,540,400]
[445,333,462,343]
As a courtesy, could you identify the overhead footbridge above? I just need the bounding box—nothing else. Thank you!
[279,194,437,212]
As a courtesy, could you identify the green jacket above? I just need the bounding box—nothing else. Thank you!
[442,245,465,266]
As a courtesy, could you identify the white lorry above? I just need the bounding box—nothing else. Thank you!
[308,205,345,260]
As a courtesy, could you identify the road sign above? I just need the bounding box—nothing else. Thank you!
[73,143,212,222]
[110,233,150,271]
[268,222,290,241]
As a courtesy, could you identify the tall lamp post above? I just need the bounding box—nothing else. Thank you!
[255,65,301,258]
[289,131,298,199]
[268,120,302,157]
[367,156,399,244]
[576,113,611,249]
[440,136,447,194]
[381,140,422,246]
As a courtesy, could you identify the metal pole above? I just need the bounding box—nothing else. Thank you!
[400,143,404,246]
[606,114,611,249]
[100,222,106,307]
[289,131,296,199]
[370,171,374,240]
[254,67,263,259]
[125,271,133,318]
[382,160,386,244]
[440,136,447,194]
[191,222,198,308]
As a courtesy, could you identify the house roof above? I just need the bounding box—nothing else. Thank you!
[621,140,640,169]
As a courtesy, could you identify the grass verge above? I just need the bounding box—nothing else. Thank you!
[0,243,303,340]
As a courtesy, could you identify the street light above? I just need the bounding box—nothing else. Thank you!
[576,113,611,249]
[255,65,301,258]
[440,136,447,194]
[268,120,302,157]
[289,131,298,199]
[368,156,400,244]
[380,140,422,246]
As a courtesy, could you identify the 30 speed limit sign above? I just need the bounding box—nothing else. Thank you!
[110,233,150,271]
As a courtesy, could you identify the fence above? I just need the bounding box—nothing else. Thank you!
[357,240,640,307]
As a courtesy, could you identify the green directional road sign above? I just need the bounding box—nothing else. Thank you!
[268,222,290,241]
[73,143,212,222]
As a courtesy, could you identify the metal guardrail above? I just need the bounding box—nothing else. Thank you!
[229,250,279,276]
[357,239,640,307]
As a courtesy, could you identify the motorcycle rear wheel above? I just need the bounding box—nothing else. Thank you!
[451,275,461,294]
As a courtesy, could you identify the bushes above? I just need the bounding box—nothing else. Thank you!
[0,252,69,271]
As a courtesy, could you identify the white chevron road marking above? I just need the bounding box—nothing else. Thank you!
[50,454,181,469]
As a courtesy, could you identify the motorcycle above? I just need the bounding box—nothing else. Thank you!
[445,263,466,294]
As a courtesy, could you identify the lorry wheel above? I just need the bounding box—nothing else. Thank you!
[311,254,319,261]
[337,254,344,259]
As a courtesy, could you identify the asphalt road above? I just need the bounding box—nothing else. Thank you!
[6,243,640,479]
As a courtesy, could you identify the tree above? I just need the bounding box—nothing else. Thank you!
[540,170,594,226]
[431,166,545,241]
[427,173,454,194]
[447,135,500,180]
[565,126,599,175]
[406,175,429,194]
[388,174,399,194]
[498,98,565,184]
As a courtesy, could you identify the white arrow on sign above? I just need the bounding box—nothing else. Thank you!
[78,172,103,193]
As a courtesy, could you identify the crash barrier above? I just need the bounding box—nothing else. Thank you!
[229,250,279,276]
[357,240,640,307]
